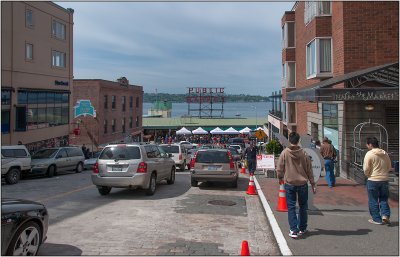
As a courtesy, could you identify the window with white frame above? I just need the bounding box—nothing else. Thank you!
[282,62,296,88]
[306,38,332,78]
[304,1,331,25]
[52,20,66,40]
[282,22,295,49]
[52,50,65,67]
[26,9,33,27]
[26,43,33,60]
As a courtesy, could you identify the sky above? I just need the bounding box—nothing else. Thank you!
[58,1,294,96]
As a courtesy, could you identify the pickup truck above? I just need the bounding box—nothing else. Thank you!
[1,145,31,184]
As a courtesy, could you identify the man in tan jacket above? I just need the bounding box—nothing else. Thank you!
[363,137,392,225]
[277,132,316,239]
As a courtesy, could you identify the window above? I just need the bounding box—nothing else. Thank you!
[26,43,33,60]
[52,50,66,68]
[104,120,108,134]
[112,119,116,133]
[136,97,139,108]
[122,96,126,111]
[104,95,108,109]
[282,22,295,49]
[16,106,27,131]
[112,95,116,109]
[282,62,296,88]
[52,20,66,40]
[129,96,133,108]
[66,148,83,157]
[304,1,331,25]
[322,103,338,149]
[136,116,139,127]
[129,117,133,128]
[1,110,10,134]
[122,118,125,133]
[1,90,11,105]
[26,9,33,27]
[306,38,332,78]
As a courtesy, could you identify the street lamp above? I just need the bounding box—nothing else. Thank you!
[251,105,257,131]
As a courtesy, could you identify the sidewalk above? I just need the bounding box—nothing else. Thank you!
[255,174,399,256]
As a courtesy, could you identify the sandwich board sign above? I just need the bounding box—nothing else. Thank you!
[74,100,96,118]
[256,154,275,170]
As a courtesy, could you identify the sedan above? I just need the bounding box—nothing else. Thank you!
[1,198,49,256]
[83,152,101,170]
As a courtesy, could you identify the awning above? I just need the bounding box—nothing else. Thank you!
[210,127,225,134]
[239,127,252,134]
[224,127,239,134]
[176,127,192,135]
[192,127,208,135]
[286,62,399,102]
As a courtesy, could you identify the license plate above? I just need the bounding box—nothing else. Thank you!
[208,165,217,171]
[112,166,123,171]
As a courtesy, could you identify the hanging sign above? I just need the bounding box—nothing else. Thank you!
[74,100,96,118]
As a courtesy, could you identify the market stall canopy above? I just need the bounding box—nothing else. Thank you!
[255,127,264,131]
[224,127,239,134]
[210,127,224,134]
[239,127,252,134]
[192,127,209,135]
[176,127,192,135]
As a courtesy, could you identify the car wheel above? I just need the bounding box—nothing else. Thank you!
[47,165,56,178]
[75,162,83,173]
[5,168,20,184]
[98,186,112,195]
[6,221,41,256]
[191,178,198,187]
[145,173,156,196]
[180,161,186,171]
[167,167,175,185]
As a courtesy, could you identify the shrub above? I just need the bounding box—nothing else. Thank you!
[265,140,283,156]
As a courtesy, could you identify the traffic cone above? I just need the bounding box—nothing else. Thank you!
[246,175,258,195]
[240,240,250,256]
[276,180,288,212]
[241,162,246,174]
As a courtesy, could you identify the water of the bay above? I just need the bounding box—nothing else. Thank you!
[143,101,272,118]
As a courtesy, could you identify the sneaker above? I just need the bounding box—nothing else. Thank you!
[288,230,298,239]
[382,216,391,225]
[298,230,308,236]
[368,219,383,225]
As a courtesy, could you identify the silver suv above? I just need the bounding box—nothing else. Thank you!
[1,145,31,184]
[159,144,191,171]
[91,144,176,196]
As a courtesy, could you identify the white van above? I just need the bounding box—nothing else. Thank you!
[1,145,31,184]
[159,144,191,170]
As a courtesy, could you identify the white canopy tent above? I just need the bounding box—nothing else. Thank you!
[255,127,264,131]
[176,127,192,135]
[210,127,224,134]
[224,127,239,135]
[192,127,209,135]
[239,127,252,134]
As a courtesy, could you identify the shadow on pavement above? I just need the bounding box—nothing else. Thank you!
[302,228,372,238]
[310,208,367,213]
[38,243,82,256]
[197,177,247,191]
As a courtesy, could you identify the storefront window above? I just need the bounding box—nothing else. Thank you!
[27,108,38,130]
[1,90,11,105]
[47,107,55,126]
[28,91,38,104]
[54,107,62,125]
[61,107,69,124]
[38,92,47,104]
[47,92,55,103]
[1,110,10,133]
[323,103,339,149]
[18,91,27,104]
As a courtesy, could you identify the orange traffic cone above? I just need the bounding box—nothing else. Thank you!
[246,175,258,195]
[241,162,246,174]
[276,179,288,212]
[241,240,250,256]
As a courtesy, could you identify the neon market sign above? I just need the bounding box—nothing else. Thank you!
[74,100,96,118]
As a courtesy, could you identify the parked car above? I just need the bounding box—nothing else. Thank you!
[159,144,190,170]
[1,145,31,184]
[30,147,85,177]
[227,138,246,148]
[83,152,101,170]
[1,198,49,256]
[190,149,238,188]
[227,147,242,162]
[91,144,176,196]
[229,144,243,154]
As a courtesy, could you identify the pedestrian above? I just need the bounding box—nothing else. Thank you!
[243,141,258,176]
[277,132,316,239]
[320,138,337,188]
[81,144,87,155]
[363,137,392,225]
[17,141,23,145]
[315,140,321,149]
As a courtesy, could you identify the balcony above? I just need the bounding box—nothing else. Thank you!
[269,110,283,120]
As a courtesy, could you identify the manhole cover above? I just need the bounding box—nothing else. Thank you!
[208,200,237,206]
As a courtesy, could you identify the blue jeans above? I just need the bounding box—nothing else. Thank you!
[324,159,335,187]
[367,180,391,223]
[247,159,256,174]
[285,183,308,232]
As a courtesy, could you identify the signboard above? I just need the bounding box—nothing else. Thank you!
[303,148,324,183]
[74,100,96,118]
[255,129,266,140]
[256,154,275,170]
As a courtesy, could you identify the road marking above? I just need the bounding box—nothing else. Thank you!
[37,184,95,202]
[253,176,292,256]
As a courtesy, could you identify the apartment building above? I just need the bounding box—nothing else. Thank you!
[1,2,74,153]
[70,77,143,150]
[271,1,399,183]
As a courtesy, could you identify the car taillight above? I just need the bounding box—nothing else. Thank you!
[93,162,99,174]
[137,162,147,173]
[227,151,235,169]
[179,153,182,160]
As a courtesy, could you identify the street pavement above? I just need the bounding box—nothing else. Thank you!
[255,174,399,256]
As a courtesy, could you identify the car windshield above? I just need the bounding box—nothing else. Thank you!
[99,146,141,160]
[159,145,179,153]
[195,151,230,163]
[32,149,58,159]
[230,145,240,150]
[228,148,239,155]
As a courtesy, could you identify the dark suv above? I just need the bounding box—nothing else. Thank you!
[227,137,245,148]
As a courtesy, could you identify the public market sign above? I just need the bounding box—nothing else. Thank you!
[74,100,96,118]
[256,154,275,170]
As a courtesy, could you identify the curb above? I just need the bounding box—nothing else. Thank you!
[253,176,292,256]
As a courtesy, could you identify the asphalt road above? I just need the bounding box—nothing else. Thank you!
[2,170,280,255]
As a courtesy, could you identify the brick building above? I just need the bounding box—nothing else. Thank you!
[1,2,74,153]
[70,77,143,151]
[269,1,399,183]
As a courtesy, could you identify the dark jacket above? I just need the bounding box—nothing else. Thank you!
[244,146,258,160]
